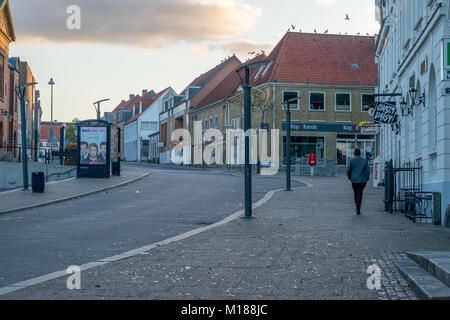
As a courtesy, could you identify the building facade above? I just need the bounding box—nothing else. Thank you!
[124,88,175,162]
[375,0,450,225]
[0,0,15,160]
[159,56,241,164]
[191,32,378,167]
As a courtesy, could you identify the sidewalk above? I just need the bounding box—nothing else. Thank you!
[0,169,149,215]
[1,174,449,300]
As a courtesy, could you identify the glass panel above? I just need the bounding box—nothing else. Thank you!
[336,93,351,111]
[309,92,325,110]
[337,141,347,165]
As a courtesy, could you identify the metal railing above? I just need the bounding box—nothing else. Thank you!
[0,144,76,165]
[283,158,337,176]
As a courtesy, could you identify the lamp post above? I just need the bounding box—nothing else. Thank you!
[16,82,39,191]
[236,60,270,218]
[48,78,55,123]
[282,97,300,192]
[93,99,110,121]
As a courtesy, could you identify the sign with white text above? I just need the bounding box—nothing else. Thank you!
[374,102,397,124]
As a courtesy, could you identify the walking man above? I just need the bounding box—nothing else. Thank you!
[346,148,370,215]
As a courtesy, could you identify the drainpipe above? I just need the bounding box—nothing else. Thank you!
[272,82,276,130]
[227,99,230,127]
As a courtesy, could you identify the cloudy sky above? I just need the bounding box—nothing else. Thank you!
[9,0,379,122]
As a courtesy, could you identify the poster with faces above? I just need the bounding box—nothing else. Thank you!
[79,127,107,165]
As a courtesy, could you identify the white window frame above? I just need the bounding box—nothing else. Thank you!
[361,93,375,113]
[282,90,300,111]
[335,92,352,112]
[309,91,326,112]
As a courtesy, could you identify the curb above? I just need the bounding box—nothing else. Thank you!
[0,172,150,216]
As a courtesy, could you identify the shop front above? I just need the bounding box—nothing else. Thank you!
[282,123,378,166]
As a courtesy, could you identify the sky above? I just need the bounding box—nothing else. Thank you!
[9,0,380,122]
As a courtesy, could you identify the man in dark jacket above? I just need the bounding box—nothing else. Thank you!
[346,148,370,215]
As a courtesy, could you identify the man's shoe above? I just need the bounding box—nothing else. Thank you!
[357,210,361,215]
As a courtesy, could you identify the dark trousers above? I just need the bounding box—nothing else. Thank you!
[352,183,367,211]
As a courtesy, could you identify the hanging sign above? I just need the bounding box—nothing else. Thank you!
[374,102,397,124]
[443,39,450,80]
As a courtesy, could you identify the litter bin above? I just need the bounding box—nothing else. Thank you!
[112,161,118,176]
[32,172,45,193]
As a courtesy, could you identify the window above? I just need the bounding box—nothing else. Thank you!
[209,117,213,129]
[335,93,351,112]
[203,118,208,130]
[282,91,299,110]
[361,93,375,112]
[231,118,240,129]
[309,92,325,111]
[214,115,219,129]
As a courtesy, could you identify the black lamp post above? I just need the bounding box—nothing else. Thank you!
[236,60,270,218]
[16,82,38,191]
[282,97,299,192]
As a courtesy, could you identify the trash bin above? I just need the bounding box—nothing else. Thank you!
[32,172,45,193]
[112,161,118,176]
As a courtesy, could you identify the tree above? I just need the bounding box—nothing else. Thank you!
[65,118,80,144]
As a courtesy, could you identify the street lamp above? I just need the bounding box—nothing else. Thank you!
[236,60,270,219]
[48,78,55,123]
[16,82,39,191]
[93,98,110,120]
[282,97,300,192]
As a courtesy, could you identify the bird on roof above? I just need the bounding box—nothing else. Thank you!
[345,14,350,20]
[314,29,317,33]
[291,25,296,30]
[357,32,360,35]
[298,29,302,33]
[324,29,328,33]
[366,33,369,35]
[261,50,265,54]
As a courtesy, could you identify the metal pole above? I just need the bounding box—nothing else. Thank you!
[286,107,291,191]
[50,84,53,124]
[117,127,121,176]
[19,88,28,190]
[96,103,100,120]
[243,66,252,218]
[59,125,65,166]
[34,96,39,162]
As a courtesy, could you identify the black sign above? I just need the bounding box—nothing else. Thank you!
[282,123,358,133]
[374,102,397,124]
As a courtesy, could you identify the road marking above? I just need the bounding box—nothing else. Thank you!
[0,181,311,297]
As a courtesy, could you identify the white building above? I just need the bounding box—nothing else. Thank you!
[123,88,176,162]
[375,0,450,225]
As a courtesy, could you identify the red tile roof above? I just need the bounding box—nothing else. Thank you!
[195,32,377,110]
[181,56,241,96]
[268,32,378,86]
[195,54,268,110]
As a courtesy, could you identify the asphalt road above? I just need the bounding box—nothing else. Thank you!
[0,164,303,287]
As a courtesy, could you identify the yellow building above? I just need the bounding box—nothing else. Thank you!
[191,32,379,166]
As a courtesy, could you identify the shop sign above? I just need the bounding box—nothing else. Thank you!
[374,102,397,124]
[282,123,358,133]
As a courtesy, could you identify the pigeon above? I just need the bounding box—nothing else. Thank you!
[324,29,328,33]
[314,29,317,33]
[291,25,296,30]
[345,14,350,20]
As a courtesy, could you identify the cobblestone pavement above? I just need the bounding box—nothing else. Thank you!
[1,173,449,300]
[363,251,418,300]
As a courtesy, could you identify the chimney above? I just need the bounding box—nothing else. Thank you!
[133,104,136,116]
[142,89,148,96]
[139,101,142,114]
[129,94,135,100]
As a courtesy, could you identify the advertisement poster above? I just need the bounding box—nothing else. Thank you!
[79,127,107,165]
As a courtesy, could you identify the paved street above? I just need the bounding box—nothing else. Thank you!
[1,166,449,299]
[0,164,303,288]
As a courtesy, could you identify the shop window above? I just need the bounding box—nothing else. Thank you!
[335,93,351,112]
[361,93,375,112]
[309,92,325,111]
[283,136,325,163]
[282,91,299,110]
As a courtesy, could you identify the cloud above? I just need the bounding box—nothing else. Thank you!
[10,0,261,48]
[217,40,272,57]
